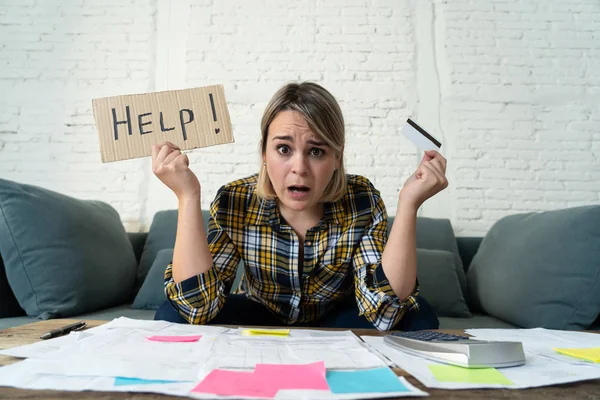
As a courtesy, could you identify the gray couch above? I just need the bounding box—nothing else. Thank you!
[1,179,599,332]
[1,213,505,331]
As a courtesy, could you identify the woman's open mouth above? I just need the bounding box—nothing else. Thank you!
[288,185,310,199]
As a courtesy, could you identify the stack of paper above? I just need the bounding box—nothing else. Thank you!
[362,327,600,390]
[0,318,426,399]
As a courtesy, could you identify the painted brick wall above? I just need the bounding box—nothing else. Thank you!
[0,0,156,231]
[1,0,598,235]
[437,0,600,234]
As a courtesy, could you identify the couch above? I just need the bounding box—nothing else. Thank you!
[1,178,599,332]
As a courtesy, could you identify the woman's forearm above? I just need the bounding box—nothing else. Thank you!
[172,194,214,283]
[381,199,418,300]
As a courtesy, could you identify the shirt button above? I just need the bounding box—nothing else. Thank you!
[305,241,312,246]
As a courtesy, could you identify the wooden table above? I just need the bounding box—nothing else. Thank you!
[1,320,599,400]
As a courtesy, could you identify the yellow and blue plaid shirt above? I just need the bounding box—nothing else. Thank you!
[165,174,419,331]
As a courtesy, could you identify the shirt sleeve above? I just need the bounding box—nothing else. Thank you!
[164,187,242,324]
[352,193,420,331]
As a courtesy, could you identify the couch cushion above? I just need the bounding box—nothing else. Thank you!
[411,217,468,301]
[0,179,137,319]
[438,313,517,330]
[133,247,245,310]
[417,249,471,318]
[136,209,214,292]
[467,206,600,330]
[132,248,173,310]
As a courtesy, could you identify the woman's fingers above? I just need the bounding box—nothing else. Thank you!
[162,149,182,166]
[421,162,448,189]
[429,157,446,176]
[153,142,181,166]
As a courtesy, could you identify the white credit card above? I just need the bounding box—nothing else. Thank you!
[401,118,442,151]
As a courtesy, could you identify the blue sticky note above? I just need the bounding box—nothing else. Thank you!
[326,367,409,394]
[114,377,182,386]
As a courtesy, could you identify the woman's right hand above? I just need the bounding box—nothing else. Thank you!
[151,142,200,200]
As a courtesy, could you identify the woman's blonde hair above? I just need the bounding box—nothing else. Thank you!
[256,82,347,203]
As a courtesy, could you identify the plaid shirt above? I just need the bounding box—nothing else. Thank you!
[165,174,419,331]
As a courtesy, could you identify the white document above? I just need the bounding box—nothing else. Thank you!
[0,359,195,396]
[0,331,93,359]
[189,377,428,400]
[0,321,427,400]
[362,336,600,389]
[88,317,229,335]
[86,317,172,332]
[466,328,600,367]
[0,359,427,400]
[16,329,217,381]
[202,336,388,372]
[1,318,227,361]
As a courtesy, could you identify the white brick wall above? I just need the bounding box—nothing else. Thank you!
[438,0,600,235]
[0,0,156,231]
[1,0,598,235]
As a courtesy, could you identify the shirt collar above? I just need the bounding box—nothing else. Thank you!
[246,197,344,228]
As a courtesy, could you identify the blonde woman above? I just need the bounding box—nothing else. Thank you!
[153,82,447,331]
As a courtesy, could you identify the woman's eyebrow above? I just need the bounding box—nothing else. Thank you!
[272,135,293,142]
[271,135,329,147]
[307,139,328,146]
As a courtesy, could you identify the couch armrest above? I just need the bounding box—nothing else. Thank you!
[456,237,482,273]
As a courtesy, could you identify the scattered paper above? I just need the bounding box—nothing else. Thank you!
[326,367,410,394]
[466,328,600,367]
[147,335,202,343]
[553,347,600,363]
[0,359,195,396]
[204,335,387,370]
[428,364,513,385]
[362,335,600,390]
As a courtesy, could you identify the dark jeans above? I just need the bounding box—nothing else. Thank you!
[155,294,439,331]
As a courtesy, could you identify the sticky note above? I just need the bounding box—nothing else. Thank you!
[254,361,329,390]
[241,328,290,336]
[114,377,183,386]
[326,367,409,394]
[401,118,442,151]
[553,347,600,362]
[428,364,513,385]
[146,335,202,342]
[192,369,278,398]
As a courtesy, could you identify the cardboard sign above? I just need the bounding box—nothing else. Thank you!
[92,85,234,162]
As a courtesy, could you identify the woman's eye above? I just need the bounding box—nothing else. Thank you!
[277,145,290,155]
[310,148,324,157]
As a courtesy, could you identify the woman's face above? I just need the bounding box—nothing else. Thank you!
[264,110,340,215]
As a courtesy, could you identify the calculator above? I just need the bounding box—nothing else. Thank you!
[383,330,526,369]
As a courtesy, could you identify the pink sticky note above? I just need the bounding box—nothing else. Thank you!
[192,369,278,398]
[254,361,329,390]
[146,335,202,343]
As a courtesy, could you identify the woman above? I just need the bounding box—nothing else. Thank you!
[153,82,447,331]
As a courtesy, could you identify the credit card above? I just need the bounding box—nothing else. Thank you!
[401,118,442,151]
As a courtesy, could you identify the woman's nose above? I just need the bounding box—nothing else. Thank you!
[292,154,308,176]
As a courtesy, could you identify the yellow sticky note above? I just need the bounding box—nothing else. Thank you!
[553,347,600,363]
[428,364,513,385]
[241,328,290,336]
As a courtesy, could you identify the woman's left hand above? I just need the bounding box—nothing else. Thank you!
[400,150,448,209]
